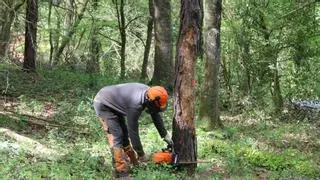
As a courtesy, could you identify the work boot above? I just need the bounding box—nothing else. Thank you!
[123,145,139,165]
[111,147,129,178]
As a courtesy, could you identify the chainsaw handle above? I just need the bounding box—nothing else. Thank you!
[172,153,179,167]
[161,144,173,152]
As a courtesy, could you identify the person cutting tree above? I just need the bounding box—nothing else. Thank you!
[93,83,173,178]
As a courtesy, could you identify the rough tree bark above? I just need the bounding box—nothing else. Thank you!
[23,0,38,71]
[172,0,202,175]
[140,0,154,81]
[151,0,173,86]
[199,0,223,129]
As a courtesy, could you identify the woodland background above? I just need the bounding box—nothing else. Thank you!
[0,0,319,179]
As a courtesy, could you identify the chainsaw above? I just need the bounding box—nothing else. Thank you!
[152,145,210,167]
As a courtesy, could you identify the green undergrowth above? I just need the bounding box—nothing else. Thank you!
[0,64,319,179]
[198,120,320,179]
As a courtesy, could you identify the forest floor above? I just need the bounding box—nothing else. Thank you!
[0,64,319,179]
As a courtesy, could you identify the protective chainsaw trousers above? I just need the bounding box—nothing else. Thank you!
[94,101,140,178]
[123,145,138,165]
[111,147,129,178]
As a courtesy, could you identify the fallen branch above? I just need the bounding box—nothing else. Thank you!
[282,1,317,18]
[0,111,90,134]
[3,109,52,123]
[0,128,63,159]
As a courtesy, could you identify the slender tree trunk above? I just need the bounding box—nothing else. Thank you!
[48,0,54,66]
[119,0,126,79]
[54,0,89,65]
[140,0,154,81]
[237,25,251,96]
[53,7,61,61]
[271,61,283,115]
[221,54,232,95]
[113,0,126,79]
[87,0,100,73]
[0,0,14,58]
[0,0,25,58]
[258,11,284,115]
[23,0,38,71]
[151,0,173,86]
[199,0,222,129]
[64,0,74,38]
[172,0,202,175]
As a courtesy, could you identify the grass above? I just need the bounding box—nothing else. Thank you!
[0,64,319,179]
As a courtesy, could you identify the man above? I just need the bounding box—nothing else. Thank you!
[93,83,173,178]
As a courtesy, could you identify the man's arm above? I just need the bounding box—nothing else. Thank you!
[127,109,145,157]
[151,113,173,146]
[150,113,167,138]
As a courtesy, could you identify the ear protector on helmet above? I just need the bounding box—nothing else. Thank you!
[145,86,169,113]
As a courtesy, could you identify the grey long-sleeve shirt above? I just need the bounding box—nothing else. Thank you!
[94,83,168,156]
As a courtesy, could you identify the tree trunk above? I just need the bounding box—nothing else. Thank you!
[53,7,61,65]
[257,10,284,115]
[0,0,14,58]
[87,0,100,73]
[119,0,126,79]
[113,0,127,79]
[140,0,154,81]
[53,0,89,65]
[271,62,283,115]
[23,0,38,71]
[48,0,54,66]
[237,25,251,96]
[172,0,202,175]
[151,0,173,86]
[199,0,222,129]
[64,0,74,36]
[0,0,25,58]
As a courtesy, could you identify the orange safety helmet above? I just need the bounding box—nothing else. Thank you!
[146,86,169,110]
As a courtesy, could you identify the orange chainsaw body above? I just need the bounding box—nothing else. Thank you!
[152,151,173,164]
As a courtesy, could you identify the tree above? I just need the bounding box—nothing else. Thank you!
[172,0,202,175]
[199,0,223,128]
[53,0,89,65]
[151,0,174,86]
[87,0,101,73]
[47,0,53,65]
[220,0,319,114]
[23,0,38,71]
[113,0,127,79]
[140,0,154,81]
[0,0,25,58]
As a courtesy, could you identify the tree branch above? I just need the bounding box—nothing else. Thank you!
[130,31,146,47]
[125,16,142,29]
[98,32,121,45]
[14,0,26,11]
[282,1,317,18]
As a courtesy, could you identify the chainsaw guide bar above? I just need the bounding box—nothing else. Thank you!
[152,145,211,166]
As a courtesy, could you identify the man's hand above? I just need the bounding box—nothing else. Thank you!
[163,134,173,146]
[138,155,147,163]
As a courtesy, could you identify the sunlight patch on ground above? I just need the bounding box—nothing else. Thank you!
[0,95,56,120]
[221,113,273,126]
[0,96,19,111]
[282,132,310,144]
